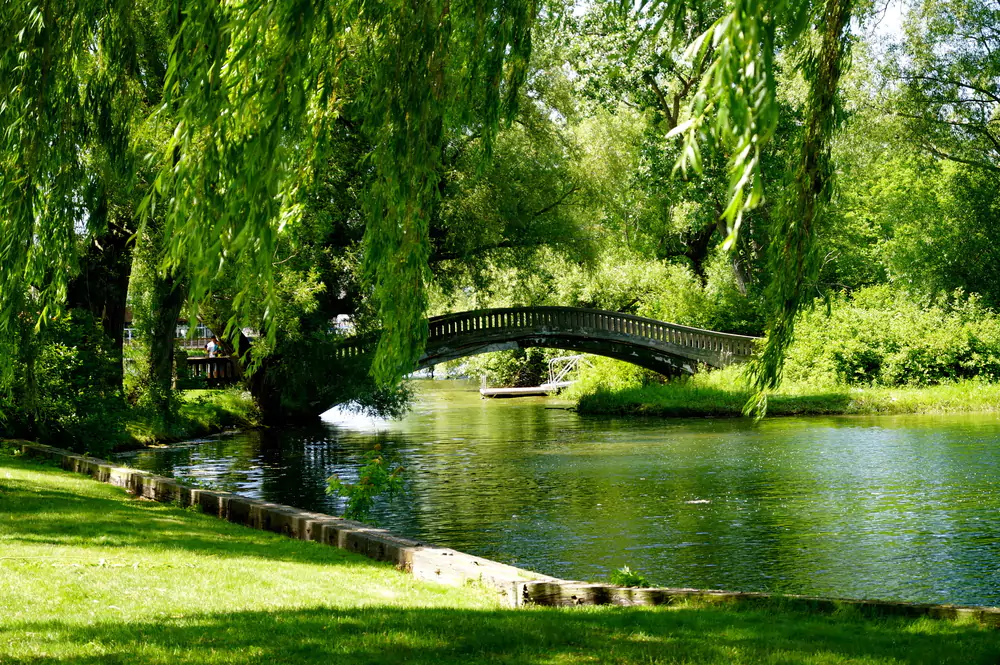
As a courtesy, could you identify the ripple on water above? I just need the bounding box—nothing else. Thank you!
[117,380,1000,607]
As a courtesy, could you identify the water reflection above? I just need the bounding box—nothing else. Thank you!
[117,381,1000,606]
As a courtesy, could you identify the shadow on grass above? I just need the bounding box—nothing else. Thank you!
[5,603,1000,665]
[0,458,374,569]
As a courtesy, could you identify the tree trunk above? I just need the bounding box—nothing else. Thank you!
[66,217,133,387]
[140,271,184,428]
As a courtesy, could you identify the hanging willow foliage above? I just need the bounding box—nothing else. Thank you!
[744,0,854,415]
[150,0,537,384]
[1,0,537,387]
[649,0,854,413]
[0,1,95,334]
[356,0,537,384]
[1,0,850,400]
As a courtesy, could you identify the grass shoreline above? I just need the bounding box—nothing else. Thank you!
[3,450,1000,663]
[574,373,1000,419]
[123,388,260,449]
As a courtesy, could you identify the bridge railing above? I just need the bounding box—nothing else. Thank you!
[427,307,759,359]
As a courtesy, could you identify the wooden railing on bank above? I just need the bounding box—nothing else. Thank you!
[186,356,237,386]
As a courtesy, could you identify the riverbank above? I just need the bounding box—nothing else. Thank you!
[573,368,1000,418]
[2,450,998,663]
[125,388,260,447]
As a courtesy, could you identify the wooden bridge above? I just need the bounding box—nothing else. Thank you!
[340,307,759,376]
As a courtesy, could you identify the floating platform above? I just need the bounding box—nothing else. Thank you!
[480,381,573,398]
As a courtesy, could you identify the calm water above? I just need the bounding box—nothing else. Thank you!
[117,381,1000,606]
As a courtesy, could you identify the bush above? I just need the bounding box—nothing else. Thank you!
[785,286,1000,387]
[0,311,129,455]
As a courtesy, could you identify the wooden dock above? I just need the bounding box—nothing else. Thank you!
[480,381,573,398]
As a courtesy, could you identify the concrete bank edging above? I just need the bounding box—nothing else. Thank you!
[17,443,1000,624]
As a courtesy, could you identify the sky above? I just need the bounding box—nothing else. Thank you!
[866,0,908,42]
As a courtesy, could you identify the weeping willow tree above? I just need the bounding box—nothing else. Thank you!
[661,0,855,412]
[0,0,854,413]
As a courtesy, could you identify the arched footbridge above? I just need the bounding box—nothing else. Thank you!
[341,307,759,376]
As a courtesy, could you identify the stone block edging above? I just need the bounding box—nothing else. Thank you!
[17,443,1000,625]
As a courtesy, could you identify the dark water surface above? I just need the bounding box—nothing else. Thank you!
[117,381,1000,606]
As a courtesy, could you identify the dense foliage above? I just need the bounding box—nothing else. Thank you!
[3,0,1000,443]
[786,287,1000,387]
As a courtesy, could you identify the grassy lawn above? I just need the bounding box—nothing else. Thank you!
[574,368,1000,418]
[2,451,998,664]
[125,389,259,446]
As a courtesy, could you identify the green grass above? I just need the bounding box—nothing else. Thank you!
[2,452,999,663]
[575,366,1000,418]
[125,389,260,446]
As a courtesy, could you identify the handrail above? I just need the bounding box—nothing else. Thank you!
[425,306,759,358]
[333,306,761,366]
[429,306,757,341]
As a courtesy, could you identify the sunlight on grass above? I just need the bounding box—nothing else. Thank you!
[574,364,1000,418]
[126,389,259,445]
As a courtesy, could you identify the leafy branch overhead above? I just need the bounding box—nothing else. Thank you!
[1,0,857,408]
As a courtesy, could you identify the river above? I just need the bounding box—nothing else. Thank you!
[116,380,1000,607]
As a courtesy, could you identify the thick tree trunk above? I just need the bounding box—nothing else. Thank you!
[683,220,718,283]
[66,218,133,387]
[142,272,184,426]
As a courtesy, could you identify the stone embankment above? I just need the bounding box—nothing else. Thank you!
[19,442,1000,625]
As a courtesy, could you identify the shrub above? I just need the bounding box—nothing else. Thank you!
[0,311,129,455]
[785,286,1000,387]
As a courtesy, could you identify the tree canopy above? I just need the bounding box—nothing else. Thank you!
[13,0,1000,430]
